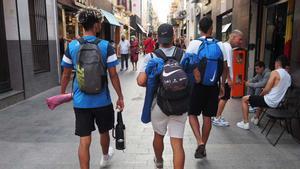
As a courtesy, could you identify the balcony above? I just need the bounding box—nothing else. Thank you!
[116,0,127,10]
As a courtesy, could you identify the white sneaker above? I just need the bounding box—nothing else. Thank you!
[251,116,259,125]
[100,147,114,168]
[212,117,229,127]
[219,117,230,126]
[236,121,250,130]
[212,117,221,126]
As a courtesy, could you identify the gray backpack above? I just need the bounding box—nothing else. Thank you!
[76,38,106,94]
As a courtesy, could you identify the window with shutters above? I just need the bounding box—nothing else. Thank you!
[28,0,50,73]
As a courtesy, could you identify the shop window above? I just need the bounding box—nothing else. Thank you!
[263,2,287,69]
[0,0,11,93]
[28,0,50,73]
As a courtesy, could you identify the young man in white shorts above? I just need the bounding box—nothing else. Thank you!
[137,23,187,169]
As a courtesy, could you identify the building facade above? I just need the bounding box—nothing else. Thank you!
[0,0,60,109]
[179,0,300,140]
[112,0,133,44]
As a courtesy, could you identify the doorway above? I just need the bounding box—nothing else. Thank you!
[262,2,288,69]
[0,0,11,93]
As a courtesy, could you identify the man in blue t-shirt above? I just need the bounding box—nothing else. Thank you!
[61,9,124,169]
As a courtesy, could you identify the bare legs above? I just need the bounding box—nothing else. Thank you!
[78,132,110,169]
[78,136,91,169]
[216,100,227,118]
[242,96,250,123]
[189,115,212,145]
[170,137,185,169]
[153,132,185,169]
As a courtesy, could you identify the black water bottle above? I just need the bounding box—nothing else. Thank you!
[114,111,125,150]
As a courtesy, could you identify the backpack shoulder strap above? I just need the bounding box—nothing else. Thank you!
[196,38,206,56]
[173,47,184,62]
[77,37,86,44]
[153,49,168,61]
[92,38,102,45]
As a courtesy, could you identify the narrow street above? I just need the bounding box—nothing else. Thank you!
[0,57,299,169]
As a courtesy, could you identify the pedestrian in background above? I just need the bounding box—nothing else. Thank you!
[118,35,130,71]
[212,30,244,127]
[130,36,139,71]
[60,9,124,169]
[174,38,181,48]
[137,23,188,169]
[143,32,156,54]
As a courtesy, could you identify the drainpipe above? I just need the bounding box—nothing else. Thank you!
[53,1,61,84]
[15,0,26,98]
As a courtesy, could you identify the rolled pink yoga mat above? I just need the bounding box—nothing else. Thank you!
[46,93,72,110]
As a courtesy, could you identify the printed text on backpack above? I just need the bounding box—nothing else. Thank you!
[154,48,190,116]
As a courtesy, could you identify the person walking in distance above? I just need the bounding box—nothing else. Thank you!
[184,17,227,159]
[60,9,124,169]
[130,36,139,71]
[118,35,130,71]
[212,30,243,127]
[137,23,189,169]
[143,32,156,54]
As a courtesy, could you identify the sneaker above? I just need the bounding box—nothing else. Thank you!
[212,117,220,126]
[212,117,229,127]
[251,116,259,125]
[249,106,256,113]
[194,144,206,159]
[236,121,250,130]
[219,117,230,126]
[100,147,114,168]
[154,157,163,169]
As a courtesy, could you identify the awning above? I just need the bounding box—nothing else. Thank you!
[136,23,147,34]
[128,25,136,30]
[100,9,121,27]
[222,23,232,33]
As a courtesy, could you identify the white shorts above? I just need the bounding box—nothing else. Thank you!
[151,105,187,138]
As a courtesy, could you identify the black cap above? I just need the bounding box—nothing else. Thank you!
[157,23,174,44]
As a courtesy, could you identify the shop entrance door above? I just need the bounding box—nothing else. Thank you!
[0,0,11,93]
[262,2,288,70]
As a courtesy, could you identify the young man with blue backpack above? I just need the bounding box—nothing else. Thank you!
[183,17,227,159]
[60,9,124,169]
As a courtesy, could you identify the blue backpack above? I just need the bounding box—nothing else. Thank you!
[197,37,223,86]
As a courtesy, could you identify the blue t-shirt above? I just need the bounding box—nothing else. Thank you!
[61,36,119,108]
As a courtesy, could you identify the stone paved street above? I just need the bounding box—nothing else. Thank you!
[0,58,299,169]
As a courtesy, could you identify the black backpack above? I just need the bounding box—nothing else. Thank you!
[153,48,190,116]
[76,38,107,94]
